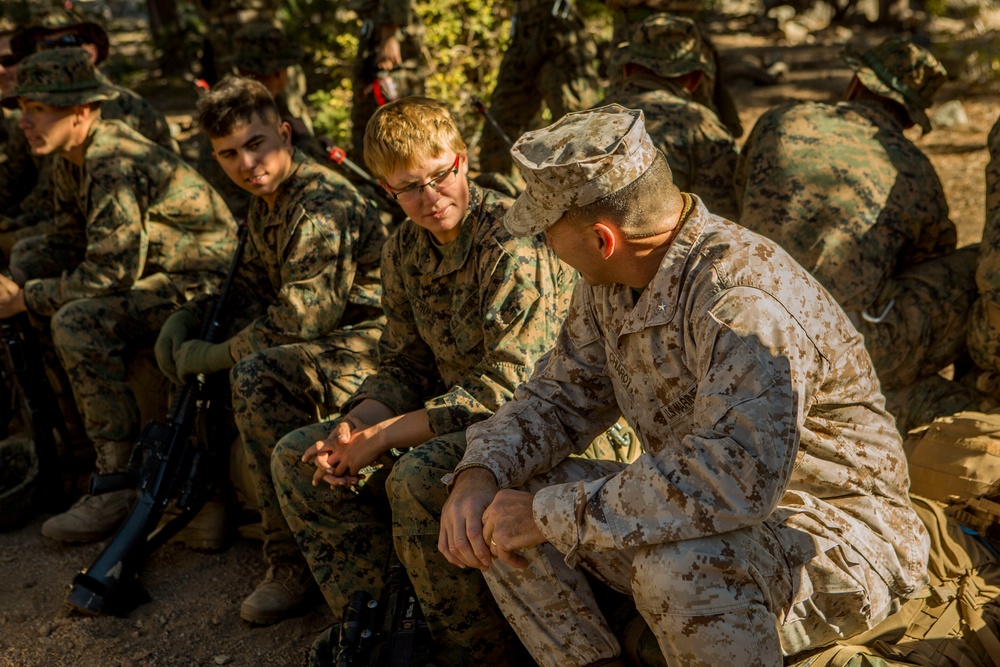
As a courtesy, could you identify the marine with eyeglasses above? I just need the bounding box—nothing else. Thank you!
[270,96,574,666]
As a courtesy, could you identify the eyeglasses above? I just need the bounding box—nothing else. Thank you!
[37,34,87,51]
[387,155,461,204]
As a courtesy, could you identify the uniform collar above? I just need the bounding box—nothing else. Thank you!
[616,193,705,335]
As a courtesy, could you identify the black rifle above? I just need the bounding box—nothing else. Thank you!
[65,223,250,616]
[334,548,433,666]
[471,96,514,150]
[0,273,75,512]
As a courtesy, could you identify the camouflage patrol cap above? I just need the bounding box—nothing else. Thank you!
[0,47,118,109]
[227,22,303,76]
[613,14,715,80]
[843,37,947,133]
[505,104,657,236]
[10,11,109,65]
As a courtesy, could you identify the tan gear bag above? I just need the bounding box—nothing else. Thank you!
[903,411,1000,503]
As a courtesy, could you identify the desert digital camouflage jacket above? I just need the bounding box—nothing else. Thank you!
[23,118,236,317]
[734,100,956,313]
[346,181,576,437]
[604,75,738,220]
[220,149,385,360]
[460,195,929,601]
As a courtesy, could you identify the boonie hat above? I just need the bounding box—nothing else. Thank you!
[227,22,303,76]
[11,11,109,65]
[612,14,715,81]
[1,48,118,109]
[505,104,656,237]
[842,37,947,133]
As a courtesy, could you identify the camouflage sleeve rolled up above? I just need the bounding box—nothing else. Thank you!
[349,184,575,436]
[227,157,385,360]
[970,115,1000,372]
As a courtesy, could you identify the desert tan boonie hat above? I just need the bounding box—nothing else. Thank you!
[1,47,118,109]
[842,37,946,133]
[505,104,656,236]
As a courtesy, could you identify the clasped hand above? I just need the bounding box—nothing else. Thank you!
[302,416,384,489]
[438,469,546,571]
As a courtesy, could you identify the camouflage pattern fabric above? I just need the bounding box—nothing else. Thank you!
[970,115,1000,376]
[51,285,196,473]
[220,152,386,568]
[735,100,978,425]
[477,0,600,175]
[13,118,235,318]
[0,78,177,248]
[456,199,929,665]
[274,182,576,664]
[349,0,425,164]
[17,118,237,472]
[603,77,738,220]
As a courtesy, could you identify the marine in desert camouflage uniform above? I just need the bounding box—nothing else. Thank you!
[0,48,236,544]
[603,14,738,220]
[477,0,600,175]
[195,22,325,221]
[735,38,990,434]
[271,97,574,665]
[0,16,177,255]
[159,77,386,626]
[440,104,929,667]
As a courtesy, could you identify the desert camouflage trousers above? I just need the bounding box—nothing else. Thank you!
[854,246,990,433]
[478,0,600,174]
[485,457,905,667]
[231,322,381,567]
[48,273,215,473]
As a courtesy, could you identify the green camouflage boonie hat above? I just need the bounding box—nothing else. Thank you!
[0,47,118,109]
[612,14,715,80]
[505,104,657,237]
[227,22,303,76]
[10,10,110,65]
[843,37,947,133]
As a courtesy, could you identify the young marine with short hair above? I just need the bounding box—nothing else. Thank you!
[155,76,386,625]
[271,96,574,665]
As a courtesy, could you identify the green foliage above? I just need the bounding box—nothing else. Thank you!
[280,0,516,154]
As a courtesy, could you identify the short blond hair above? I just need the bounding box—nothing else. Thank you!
[363,97,467,182]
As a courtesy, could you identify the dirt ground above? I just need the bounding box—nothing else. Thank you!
[1,7,999,667]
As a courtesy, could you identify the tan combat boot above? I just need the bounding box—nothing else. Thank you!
[240,563,317,626]
[40,440,136,543]
[156,499,228,552]
[40,488,136,543]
